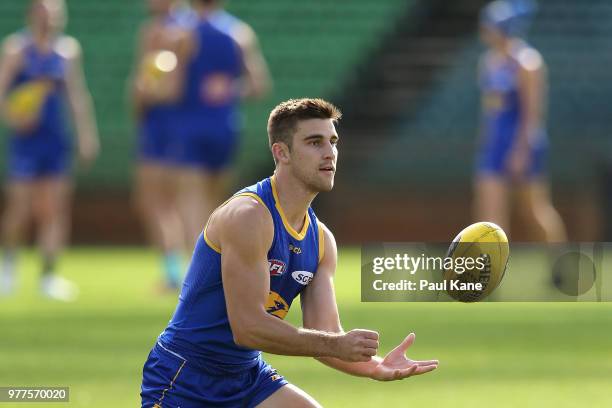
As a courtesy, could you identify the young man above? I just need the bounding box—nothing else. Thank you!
[141,99,438,407]
[0,0,99,301]
[474,0,566,242]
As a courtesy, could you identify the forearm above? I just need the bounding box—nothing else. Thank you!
[70,92,98,142]
[514,119,539,151]
[315,355,381,379]
[241,72,270,100]
[233,312,341,358]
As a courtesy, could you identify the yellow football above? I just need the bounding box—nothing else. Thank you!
[5,80,52,130]
[443,222,509,302]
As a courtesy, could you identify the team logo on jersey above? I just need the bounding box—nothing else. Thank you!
[268,259,286,276]
[291,270,314,286]
[265,291,289,319]
[289,244,302,255]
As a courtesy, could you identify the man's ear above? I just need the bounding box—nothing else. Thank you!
[272,142,291,165]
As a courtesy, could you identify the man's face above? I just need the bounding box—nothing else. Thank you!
[29,0,65,34]
[285,118,339,193]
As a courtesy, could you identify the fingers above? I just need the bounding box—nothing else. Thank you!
[362,339,379,350]
[340,329,380,362]
[389,333,415,356]
[397,365,418,379]
[412,359,439,366]
[362,347,377,357]
[412,364,438,376]
[395,363,438,380]
[356,329,379,341]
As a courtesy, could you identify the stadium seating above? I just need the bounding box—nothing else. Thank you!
[361,0,612,187]
[0,0,413,187]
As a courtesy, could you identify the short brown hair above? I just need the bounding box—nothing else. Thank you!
[267,98,342,150]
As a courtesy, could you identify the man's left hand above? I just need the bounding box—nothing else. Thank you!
[370,333,438,381]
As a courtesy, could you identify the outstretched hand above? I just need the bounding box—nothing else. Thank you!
[370,333,438,381]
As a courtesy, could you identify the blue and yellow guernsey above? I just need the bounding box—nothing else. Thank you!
[479,43,546,152]
[9,31,70,144]
[158,176,324,372]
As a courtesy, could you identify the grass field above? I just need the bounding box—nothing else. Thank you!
[1,247,611,407]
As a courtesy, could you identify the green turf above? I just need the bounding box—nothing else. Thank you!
[1,248,611,407]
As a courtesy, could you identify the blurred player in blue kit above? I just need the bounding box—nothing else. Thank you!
[474,0,566,242]
[141,99,438,407]
[173,0,271,251]
[132,0,271,289]
[0,0,99,300]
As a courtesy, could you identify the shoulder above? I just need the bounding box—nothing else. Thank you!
[208,194,274,252]
[220,194,272,225]
[513,44,544,73]
[2,33,27,58]
[55,35,81,61]
[229,19,258,50]
[317,220,337,263]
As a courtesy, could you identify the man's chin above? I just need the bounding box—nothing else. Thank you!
[316,177,334,192]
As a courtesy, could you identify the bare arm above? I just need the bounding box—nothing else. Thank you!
[507,47,546,177]
[302,224,439,380]
[62,36,99,166]
[515,48,546,151]
[209,196,375,362]
[232,23,272,100]
[129,22,151,118]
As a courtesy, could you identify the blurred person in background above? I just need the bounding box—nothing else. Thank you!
[131,0,195,290]
[172,0,272,252]
[0,0,99,301]
[474,0,566,242]
[132,0,271,290]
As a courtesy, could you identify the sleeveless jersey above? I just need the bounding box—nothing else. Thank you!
[9,31,69,148]
[159,176,324,372]
[174,14,242,137]
[479,44,546,152]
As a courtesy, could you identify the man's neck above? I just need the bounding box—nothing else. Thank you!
[271,170,317,233]
[30,29,53,53]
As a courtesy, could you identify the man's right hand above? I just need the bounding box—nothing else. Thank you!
[335,329,379,362]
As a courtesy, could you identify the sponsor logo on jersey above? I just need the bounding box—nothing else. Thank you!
[289,244,302,255]
[291,270,314,286]
[265,291,289,319]
[268,259,286,276]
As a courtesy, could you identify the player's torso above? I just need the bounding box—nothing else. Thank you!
[160,177,322,368]
[179,12,242,127]
[9,32,69,140]
[140,11,195,125]
[252,178,322,319]
[480,52,521,139]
